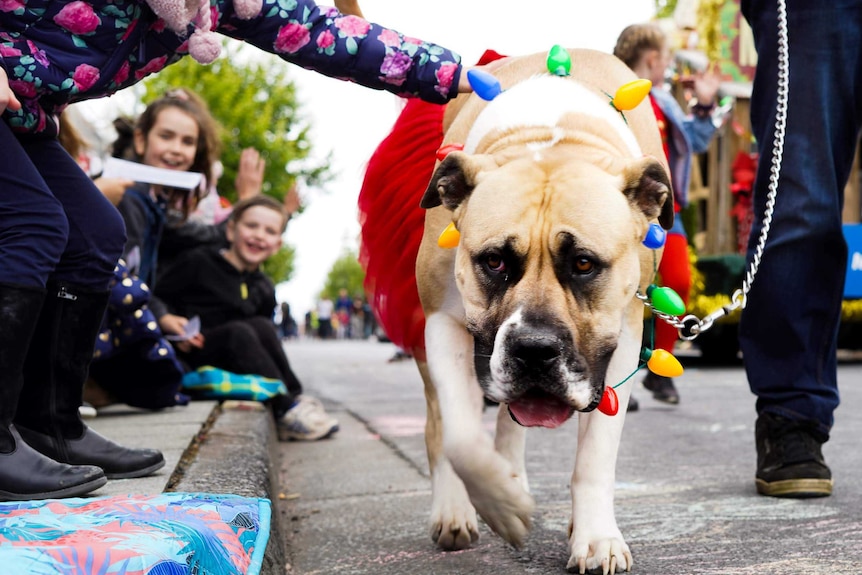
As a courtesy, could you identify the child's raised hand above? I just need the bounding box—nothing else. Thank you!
[236,147,265,200]
[692,66,721,107]
[283,184,301,217]
[0,67,22,115]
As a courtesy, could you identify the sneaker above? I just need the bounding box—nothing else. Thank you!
[78,402,98,419]
[279,395,339,441]
[642,372,679,404]
[755,412,832,498]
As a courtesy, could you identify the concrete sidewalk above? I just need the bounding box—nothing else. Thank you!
[87,398,286,574]
[280,339,862,575]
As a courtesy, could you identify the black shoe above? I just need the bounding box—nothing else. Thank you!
[17,424,165,480]
[387,349,412,363]
[642,372,679,404]
[755,412,832,498]
[0,426,106,501]
[627,394,639,412]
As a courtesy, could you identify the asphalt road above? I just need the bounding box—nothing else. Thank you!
[276,339,862,575]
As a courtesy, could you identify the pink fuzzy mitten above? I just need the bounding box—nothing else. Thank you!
[233,0,262,20]
[145,0,199,33]
[144,0,263,64]
[187,0,220,64]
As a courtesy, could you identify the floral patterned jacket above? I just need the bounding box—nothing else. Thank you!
[0,0,462,136]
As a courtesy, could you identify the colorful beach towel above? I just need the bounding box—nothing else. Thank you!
[182,366,288,402]
[0,492,271,575]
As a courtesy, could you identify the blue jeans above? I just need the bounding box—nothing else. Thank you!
[740,0,862,437]
[0,121,125,290]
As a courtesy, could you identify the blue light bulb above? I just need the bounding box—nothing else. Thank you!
[642,223,666,249]
[467,69,502,101]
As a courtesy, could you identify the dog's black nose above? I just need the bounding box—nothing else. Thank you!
[511,334,562,369]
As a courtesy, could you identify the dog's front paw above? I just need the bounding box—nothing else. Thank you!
[457,457,534,548]
[429,496,479,550]
[475,486,534,548]
[566,534,632,574]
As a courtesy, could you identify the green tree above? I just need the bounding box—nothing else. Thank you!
[140,41,333,204]
[320,250,366,301]
[261,243,296,285]
[655,0,677,19]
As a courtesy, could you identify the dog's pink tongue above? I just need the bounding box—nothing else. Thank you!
[508,392,575,428]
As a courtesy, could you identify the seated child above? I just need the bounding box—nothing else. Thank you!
[154,195,338,441]
[87,89,220,411]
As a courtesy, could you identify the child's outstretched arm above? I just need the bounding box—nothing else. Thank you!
[218,0,463,104]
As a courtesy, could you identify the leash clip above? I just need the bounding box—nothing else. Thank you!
[676,289,747,341]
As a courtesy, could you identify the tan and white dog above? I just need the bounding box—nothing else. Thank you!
[414,49,673,573]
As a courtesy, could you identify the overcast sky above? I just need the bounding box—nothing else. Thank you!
[78,1,658,321]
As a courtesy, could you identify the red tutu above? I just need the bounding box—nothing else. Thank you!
[358,99,445,362]
[358,51,506,362]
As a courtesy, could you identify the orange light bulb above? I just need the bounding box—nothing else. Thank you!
[437,222,460,249]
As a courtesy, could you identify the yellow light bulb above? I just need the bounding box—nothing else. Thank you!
[611,79,652,111]
[645,348,684,378]
[437,222,460,249]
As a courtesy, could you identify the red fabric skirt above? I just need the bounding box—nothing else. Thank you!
[357,99,445,362]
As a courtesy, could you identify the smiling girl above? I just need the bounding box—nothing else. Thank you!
[85,89,220,415]
[118,88,220,295]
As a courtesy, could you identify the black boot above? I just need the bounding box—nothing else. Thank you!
[15,282,165,479]
[0,284,106,500]
[642,371,680,404]
[1,426,107,501]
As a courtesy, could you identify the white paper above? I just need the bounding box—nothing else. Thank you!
[165,315,201,341]
[102,157,203,190]
[124,246,141,276]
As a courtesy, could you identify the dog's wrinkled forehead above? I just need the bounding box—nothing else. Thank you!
[458,158,637,260]
[463,75,641,157]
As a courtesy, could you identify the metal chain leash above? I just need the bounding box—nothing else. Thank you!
[642,0,789,341]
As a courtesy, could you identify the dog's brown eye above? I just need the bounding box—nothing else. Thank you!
[573,257,594,274]
[486,254,506,273]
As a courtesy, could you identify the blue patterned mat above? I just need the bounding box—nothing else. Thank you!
[0,492,271,574]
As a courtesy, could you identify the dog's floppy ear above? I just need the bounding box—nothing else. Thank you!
[420,151,495,210]
[622,157,675,230]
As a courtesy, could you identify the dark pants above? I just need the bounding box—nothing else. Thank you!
[180,316,303,417]
[0,122,126,290]
[740,0,862,437]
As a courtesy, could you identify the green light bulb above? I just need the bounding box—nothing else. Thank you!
[647,285,686,316]
[546,45,571,77]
